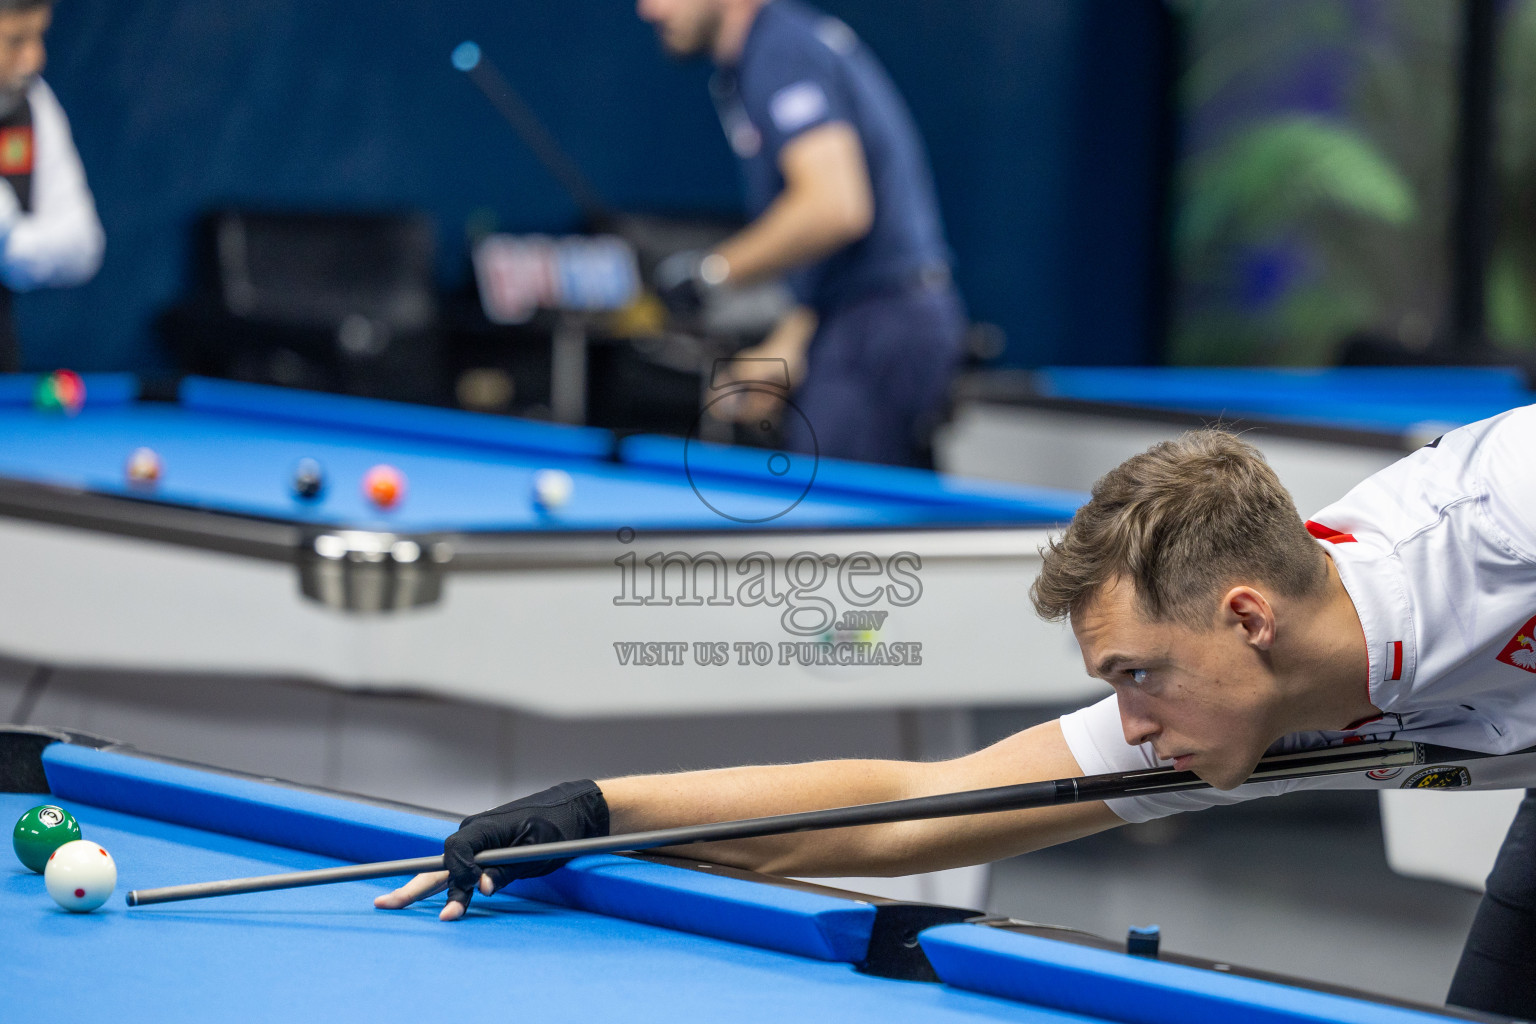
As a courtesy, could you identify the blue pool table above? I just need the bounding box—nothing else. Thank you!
[0,729,1471,1023]
[1010,366,1535,448]
[0,373,1084,610]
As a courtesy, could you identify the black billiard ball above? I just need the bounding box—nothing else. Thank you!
[292,458,325,500]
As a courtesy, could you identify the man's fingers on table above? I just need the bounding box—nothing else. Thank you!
[373,870,450,909]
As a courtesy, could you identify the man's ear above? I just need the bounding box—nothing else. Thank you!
[1221,586,1276,650]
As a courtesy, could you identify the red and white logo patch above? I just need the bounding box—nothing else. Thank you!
[1496,615,1536,674]
[1383,640,1403,682]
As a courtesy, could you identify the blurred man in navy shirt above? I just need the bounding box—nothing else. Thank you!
[643,0,963,467]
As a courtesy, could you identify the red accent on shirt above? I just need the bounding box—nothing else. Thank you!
[1305,520,1357,544]
[1387,641,1403,682]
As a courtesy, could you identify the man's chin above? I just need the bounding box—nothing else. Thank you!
[1195,761,1255,791]
[662,40,706,58]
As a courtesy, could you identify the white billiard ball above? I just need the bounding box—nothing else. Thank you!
[532,469,574,512]
[44,839,117,912]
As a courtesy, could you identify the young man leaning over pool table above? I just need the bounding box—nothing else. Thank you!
[378,409,1536,1016]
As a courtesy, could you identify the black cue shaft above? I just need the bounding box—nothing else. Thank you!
[452,41,610,223]
[125,740,1429,907]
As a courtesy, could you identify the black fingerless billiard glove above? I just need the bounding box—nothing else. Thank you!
[443,779,610,913]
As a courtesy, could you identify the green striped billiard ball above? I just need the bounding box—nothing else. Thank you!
[12,804,81,873]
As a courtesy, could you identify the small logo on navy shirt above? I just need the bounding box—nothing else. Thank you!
[770,82,829,134]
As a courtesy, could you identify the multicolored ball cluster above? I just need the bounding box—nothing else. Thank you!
[12,804,116,912]
[33,369,85,415]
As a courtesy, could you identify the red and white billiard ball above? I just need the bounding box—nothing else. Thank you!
[125,447,162,486]
[44,839,116,912]
[363,464,405,509]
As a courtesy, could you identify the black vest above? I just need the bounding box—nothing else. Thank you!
[0,93,32,371]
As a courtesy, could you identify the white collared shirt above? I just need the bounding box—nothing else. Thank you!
[0,78,103,291]
[1060,404,1536,822]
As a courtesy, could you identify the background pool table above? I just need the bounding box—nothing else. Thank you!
[0,373,1082,539]
[0,373,1101,715]
[0,728,1472,1024]
[979,366,1534,445]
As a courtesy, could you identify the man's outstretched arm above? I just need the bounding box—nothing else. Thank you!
[376,718,1125,919]
[602,719,1123,878]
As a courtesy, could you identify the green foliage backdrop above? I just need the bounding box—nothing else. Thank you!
[1171,0,1455,365]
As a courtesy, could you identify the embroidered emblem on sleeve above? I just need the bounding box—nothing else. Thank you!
[1401,766,1472,789]
[770,82,830,134]
[1498,616,1536,672]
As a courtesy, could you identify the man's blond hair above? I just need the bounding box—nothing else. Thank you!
[1030,429,1328,627]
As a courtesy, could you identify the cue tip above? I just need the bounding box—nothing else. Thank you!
[125,891,139,907]
[452,41,482,72]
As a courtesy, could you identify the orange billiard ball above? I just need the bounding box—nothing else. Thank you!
[363,464,405,509]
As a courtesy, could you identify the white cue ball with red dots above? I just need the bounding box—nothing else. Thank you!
[44,839,117,912]
[532,469,574,512]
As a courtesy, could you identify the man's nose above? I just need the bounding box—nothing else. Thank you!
[1117,695,1158,747]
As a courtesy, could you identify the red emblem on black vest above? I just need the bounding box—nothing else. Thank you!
[1497,614,1536,673]
[0,126,32,175]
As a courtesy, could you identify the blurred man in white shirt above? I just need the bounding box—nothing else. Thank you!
[0,0,104,370]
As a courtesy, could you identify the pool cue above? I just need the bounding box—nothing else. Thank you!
[127,739,1448,907]
[450,40,609,223]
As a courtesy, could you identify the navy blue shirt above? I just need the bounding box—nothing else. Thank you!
[710,0,951,313]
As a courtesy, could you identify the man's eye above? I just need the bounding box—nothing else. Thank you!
[1130,669,1148,685]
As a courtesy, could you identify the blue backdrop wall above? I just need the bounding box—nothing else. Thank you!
[21,0,1168,373]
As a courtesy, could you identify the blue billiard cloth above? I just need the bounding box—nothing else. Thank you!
[711,0,965,466]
